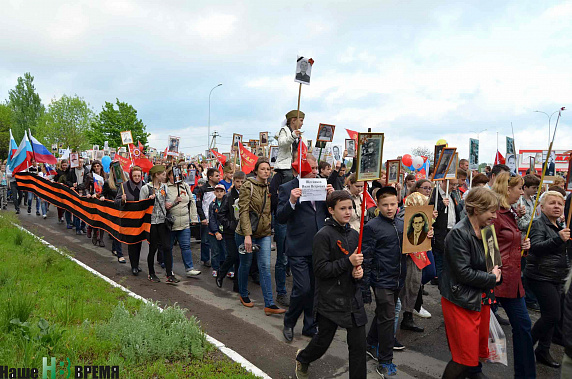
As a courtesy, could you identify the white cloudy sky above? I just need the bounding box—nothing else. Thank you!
[1,0,571,164]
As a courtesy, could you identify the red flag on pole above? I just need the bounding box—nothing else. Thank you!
[238,141,258,174]
[128,144,153,173]
[346,128,359,141]
[292,139,312,177]
[210,149,227,166]
[363,188,377,210]
[113,153,132,173]
[494,151,505,165]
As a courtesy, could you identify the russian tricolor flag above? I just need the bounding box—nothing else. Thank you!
[7,129,18,167]
[29,130,57,165]
[45,164,57,176]
[9,133,34,174]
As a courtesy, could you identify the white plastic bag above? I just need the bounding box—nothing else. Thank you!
[487,309,508,366]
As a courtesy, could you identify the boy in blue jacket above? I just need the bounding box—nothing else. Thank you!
[208,184,227,277]
[362,186,432,377]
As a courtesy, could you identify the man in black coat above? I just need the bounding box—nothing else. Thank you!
[277,154,333,341]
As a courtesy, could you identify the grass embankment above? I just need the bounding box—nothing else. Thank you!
[0,213,257,378]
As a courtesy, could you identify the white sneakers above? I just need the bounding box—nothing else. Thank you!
[185,269,201,277]
[413,306,432,318]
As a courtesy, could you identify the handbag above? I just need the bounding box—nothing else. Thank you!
[153,185,175,230]
[248,181,267,235]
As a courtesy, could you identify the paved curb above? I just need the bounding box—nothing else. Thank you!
[11,220,272,379]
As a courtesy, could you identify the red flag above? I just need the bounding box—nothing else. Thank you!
[211,149,227,166]
[364,189,377,210]
[346,128,359,141]
[163,147,168,159]
[138,141,145,153]
[292,139,312,177]
[129,144,153,173]
[218,163,224,176]
[238,141,258,174]
[113,153,132,173]
[494,151,505,165]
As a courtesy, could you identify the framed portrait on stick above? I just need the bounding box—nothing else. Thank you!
[294,56,314,85]
[259,132,269,146]
[402,205,433,254]
[356,132,384,182]
[386,159,401,185]
[432,147,456,181]
[120,131,133,145]
[481,225,502,273]
[445,152,458,180]
[307,140,313,152]
[345,139,356,158]
[269,146,279,167]
[316,123,335,142]
[232,133,243,151]
[434,144,446,169]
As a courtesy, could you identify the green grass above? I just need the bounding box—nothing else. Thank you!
[0,213,257,378]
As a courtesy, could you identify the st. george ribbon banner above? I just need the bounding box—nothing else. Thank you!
[15,172,154,244]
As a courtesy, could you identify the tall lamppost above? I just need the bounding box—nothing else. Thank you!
[470,128,487,141]
[534,110,560,146]
[208,83,222,152]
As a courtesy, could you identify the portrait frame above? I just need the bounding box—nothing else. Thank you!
[481,224,502,272]
[110,161,124,184]
[432,147,457,181]
[95,150,104,160]
[248,139,258,149]
[168,136,180,155]
[402,205,433,254]
[307,140,313,152]
[315,140,327,149]
[345,139,356,158]
[386,159,401,185]
[259,132,269,146]
[269,146,279,168]
[294,56,313,85]
[530,156,536,172]
[469,138,479,170]
[316,123,336,143]
[232,133,243,152]
[70,153,79,168]
[445,152,458,180]
[355,132,384,182]
[566,154,572,191]
[120,131,134,145]
[434,144,447,170]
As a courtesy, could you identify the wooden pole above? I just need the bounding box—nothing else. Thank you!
[522,110,563,255]
[356,181,368,257]
[445,180,449,214]
[318,147,323,162]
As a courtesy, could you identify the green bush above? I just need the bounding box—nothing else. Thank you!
[0,289,35,332]
[96,302,207,364]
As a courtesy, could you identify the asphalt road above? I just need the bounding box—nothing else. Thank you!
[5,208,564,379]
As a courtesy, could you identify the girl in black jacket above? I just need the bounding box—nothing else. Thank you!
[295,190,367,379]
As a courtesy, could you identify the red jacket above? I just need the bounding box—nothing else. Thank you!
[493,207,524,298]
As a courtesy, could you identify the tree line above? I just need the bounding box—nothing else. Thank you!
[0,72,150,160]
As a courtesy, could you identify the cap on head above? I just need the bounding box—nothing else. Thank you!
[375,186,398,201]
[149,165,166,175]
[285,110,305,120]
[214,184,226,191]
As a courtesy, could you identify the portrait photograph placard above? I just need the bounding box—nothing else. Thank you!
[402,205,433,254]
[307,140,313,152]
[315,140,327,149]
[445,152,458,180]
[269,146,279,167]
[232,133,243,151]
[294,56,313,85]
[316,123,335,142]
[530,156,535,171]
[120,131,133,145]
[356,132,384,182]
[259,132,269,146]
[469,138,479,170]
[168,136,180,155]
[481,224,502,273]
[386,159,401,185]
[432,147,456,181]
[345,139,356,158]
[110,161,124,184]
[434,144,447,170]
[70,153,80,168]
[332,145,343,162]
[248,139,258,149]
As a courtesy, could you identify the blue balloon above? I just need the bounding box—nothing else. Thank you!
[101,155,111,173]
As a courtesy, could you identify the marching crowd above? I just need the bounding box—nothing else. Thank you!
[2,109,572,379]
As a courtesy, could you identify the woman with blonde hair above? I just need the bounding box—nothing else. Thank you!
[440,187,501,378]
[525,190,571,368]
[490,172,535,376]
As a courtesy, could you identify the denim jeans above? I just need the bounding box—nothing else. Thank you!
[236,233,274,307]
[433,246,444,279]
[207,234,226,271]
[273,221,288,296]
[394,298,402,337]
[65,210,72,226]
[27,192,40,212]
[112,238,123,258]
[200,224,211,263]
[171,228,194,270]
[9,181,22,211]
[73,215,85,232]
[497,296,536,378]
[40,200,49,216]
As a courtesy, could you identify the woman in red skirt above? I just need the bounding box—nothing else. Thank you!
[440,187,502,378]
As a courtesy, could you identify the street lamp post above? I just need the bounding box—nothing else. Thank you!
[470,128,487,141]
[534,110,560,146]
[208,84,223,153]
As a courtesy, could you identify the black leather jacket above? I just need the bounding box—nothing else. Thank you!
[525,212,569,283]
[563,280,572,358]
[441,216,497,312]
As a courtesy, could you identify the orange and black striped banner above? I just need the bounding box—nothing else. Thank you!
[16,172,154,244]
